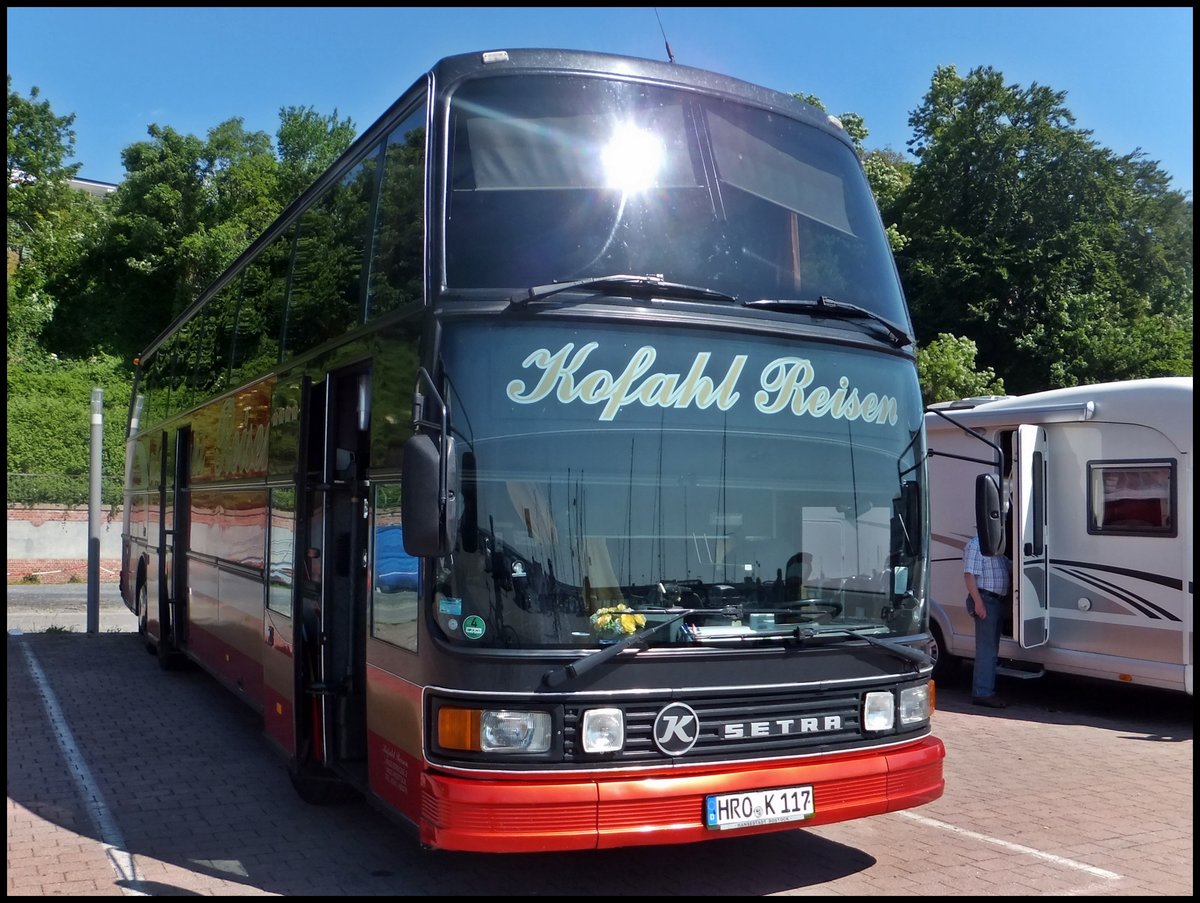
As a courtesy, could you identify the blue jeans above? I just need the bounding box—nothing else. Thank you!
[968,590,1004,698]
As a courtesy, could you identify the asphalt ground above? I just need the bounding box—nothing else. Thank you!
[5,582,137,634]
[7,584,1193,896]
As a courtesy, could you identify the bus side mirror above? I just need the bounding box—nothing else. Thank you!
[975,473,1005,556]
[893,480,920,557]
[401,433,457,557]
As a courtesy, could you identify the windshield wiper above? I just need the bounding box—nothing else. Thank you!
[541,608,698,689]
[814,625,932,671]
[513,274,738,307]
[742,296,912,347]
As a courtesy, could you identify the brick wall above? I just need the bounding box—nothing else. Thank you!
[6,505,122,584]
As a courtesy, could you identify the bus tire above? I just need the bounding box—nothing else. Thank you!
[137,580,156,656]
[929,622,960,685]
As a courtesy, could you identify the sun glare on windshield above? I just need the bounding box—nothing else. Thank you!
[602,123,664,193]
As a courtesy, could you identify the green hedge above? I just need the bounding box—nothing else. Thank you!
[6,352,133,506]
[6,472,125,508]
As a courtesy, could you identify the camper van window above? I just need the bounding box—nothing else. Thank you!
[1088,461,1175,536]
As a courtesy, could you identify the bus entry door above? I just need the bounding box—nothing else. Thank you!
[296,367,372,776]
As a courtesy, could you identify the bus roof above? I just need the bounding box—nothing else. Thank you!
[429,48,850,142]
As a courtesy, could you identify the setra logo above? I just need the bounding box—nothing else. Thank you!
[653,702,700,756]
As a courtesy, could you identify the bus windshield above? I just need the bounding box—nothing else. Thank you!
[443,73,908,328]
[432,319,926,650]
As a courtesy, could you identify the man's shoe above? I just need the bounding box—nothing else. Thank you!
[972,695,1007,709]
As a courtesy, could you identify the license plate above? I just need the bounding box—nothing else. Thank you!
[705,785,815,830]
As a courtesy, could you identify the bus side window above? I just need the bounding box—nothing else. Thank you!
[231,227,290,386]
[368,107,427,319]
[267,488,296,618]
[285,160,374,358]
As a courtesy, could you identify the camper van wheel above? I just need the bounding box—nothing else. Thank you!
[930,623,960,684]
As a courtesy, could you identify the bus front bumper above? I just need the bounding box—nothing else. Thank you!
[419,735,945,853]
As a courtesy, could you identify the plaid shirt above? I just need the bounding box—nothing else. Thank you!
[963,535,1011,595]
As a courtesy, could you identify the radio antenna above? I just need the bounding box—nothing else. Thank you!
[654,8,676,63]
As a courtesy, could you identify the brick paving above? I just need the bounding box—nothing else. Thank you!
[7,615,1193,896]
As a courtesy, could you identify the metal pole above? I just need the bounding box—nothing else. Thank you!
[87,387,104,635]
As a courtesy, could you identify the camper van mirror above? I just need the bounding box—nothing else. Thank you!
[401,433,458,557]
[974,473,1005,556]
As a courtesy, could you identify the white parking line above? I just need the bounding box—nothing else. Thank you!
[17,637,149,896]
[899,811,1122,880]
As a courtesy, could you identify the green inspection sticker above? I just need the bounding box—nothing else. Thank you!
[462,615,486,640]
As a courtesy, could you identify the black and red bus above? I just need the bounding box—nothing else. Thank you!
[121,48,943,853]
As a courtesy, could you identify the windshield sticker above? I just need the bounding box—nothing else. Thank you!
[506,342,897,426]
[462,615,487,640]
[439,597,463,616]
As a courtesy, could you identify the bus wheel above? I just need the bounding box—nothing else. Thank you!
[930,623,960,685]
[137,582,155,655]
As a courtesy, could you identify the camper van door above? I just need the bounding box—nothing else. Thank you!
[1016,423,1049,647]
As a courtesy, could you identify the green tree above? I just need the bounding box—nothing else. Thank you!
[7,76,81,250]
[7,77,108,354]
[791,91,867,155]
[275,105,357,205]
[7,88,360,503]
[863,147,914,254]
[187,117,282,274]
[5,77,125,503]
[894,64,1192,393]
[42,123,212,359]
[916,333,1005,404]
[43,106,354,363]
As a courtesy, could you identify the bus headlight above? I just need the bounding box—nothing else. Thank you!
[899,685,931,725]
[481,710,551,752]
[581,707,624,753]
[863,691,895,732]
[438,707,552,753]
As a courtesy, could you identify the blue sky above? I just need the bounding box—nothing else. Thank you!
[7,7,1194,194]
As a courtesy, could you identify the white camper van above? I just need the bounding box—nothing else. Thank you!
[924,377,1192,695]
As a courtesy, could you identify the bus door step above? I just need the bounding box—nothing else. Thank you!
[997,661,1045,680]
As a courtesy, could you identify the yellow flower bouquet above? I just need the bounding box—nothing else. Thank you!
[590,603,647,637]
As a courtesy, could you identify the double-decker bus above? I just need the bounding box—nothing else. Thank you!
[121,48,943,853]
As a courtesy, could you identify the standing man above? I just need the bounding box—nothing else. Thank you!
[963,531,1012,708]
